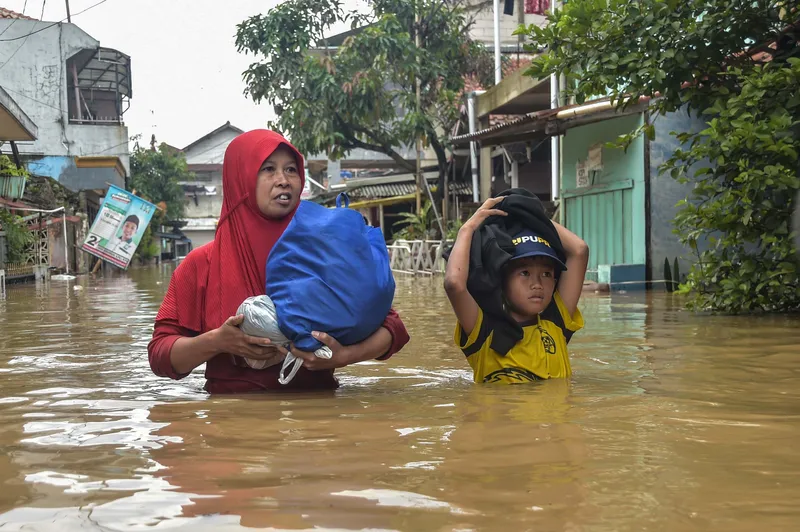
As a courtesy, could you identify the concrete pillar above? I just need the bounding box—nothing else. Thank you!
[479,117,492,202]
[75,212,89,273]
[33,265,49,282]
[511,160,519,188]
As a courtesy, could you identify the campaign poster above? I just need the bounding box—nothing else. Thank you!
[81,185,157,269]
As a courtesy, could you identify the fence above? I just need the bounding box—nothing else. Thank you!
[3,262,35,278]
[388,239,452,276]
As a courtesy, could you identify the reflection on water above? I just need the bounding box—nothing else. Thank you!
[0,265,799,531]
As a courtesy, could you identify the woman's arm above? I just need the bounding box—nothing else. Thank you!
[553,220,589,316]
[289,308,410,370]
[376,308,409,360]
[148,315,285,378]
[148,320,196,380]
[167,329,228,375]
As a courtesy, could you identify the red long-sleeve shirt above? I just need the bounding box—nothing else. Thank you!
[148,309,409,393]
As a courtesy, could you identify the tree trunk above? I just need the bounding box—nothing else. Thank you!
[430,138,449,205]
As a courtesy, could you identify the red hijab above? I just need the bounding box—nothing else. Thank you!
[158,129,305,333]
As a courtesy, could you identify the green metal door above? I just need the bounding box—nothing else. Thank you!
[559,114,647,279]
[564,180,642,274]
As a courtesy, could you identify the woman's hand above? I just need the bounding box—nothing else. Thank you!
[289,332,356,371]
[210,315,285,366]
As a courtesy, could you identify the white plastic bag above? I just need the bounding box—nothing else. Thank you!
[236,295,332,384]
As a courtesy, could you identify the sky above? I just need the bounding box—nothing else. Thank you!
[4,0,364,148]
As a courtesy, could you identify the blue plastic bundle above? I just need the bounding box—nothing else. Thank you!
[265,194,396,354]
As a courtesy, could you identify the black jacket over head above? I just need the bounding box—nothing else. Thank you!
[444,188,566,356]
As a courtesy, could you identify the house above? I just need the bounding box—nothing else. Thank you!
[0,85,38,197]
[453,93,709,290]
[171,122,329,249]
[0,10,132,185]
[315,172,475,240]
[449,12,791,291]
[0,7,133,273]
[176,122,243,248]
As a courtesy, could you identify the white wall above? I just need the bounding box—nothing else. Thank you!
[180,128,241,223]
[184,229,216,249]
[0,20,131,173]
[184,195,223,219]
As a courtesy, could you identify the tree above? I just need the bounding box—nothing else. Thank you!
[0,155,34,263]
[235,0,494,203]
[517,0,800,312]
[129,141,192,261]
[130,141,189,221]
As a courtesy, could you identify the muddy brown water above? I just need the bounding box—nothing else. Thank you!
[0,264,799,531]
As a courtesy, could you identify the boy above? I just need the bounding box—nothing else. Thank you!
[444,197,589,384]
[107,215,140,259]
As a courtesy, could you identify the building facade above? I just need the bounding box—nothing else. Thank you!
[0,14,132,188]
[176,122,242,248]
[0,9,133,274]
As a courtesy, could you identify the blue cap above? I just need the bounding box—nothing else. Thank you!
[509,230,567,270]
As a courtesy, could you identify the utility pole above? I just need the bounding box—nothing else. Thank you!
[65,1,71,22]
[493,0,502,84]
[415,4,423,214]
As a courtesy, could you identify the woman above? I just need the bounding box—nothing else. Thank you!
[148,130,410,393]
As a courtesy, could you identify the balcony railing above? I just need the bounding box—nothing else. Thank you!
[69,115,123,125]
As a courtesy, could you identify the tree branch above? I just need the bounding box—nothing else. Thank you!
[429,136,450,203]
[335,115,416,172]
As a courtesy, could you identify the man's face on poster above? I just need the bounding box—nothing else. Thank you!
[121,221,138,241]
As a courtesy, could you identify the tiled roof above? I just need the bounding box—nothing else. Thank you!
[489,114,526,128]
[0,7,36,19]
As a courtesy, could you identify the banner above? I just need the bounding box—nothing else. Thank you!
[81,185,157,269]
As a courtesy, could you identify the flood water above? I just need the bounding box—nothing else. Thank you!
[0,264,799,531]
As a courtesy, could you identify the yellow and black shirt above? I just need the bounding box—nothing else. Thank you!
[453,291,584,384]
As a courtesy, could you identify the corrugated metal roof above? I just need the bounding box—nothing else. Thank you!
[349,179,473,199]
[451,110,549,144]
[452,96,653,145]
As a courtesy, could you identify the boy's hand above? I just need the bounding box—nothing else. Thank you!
[463,197,507,232]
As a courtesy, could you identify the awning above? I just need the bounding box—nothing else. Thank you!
[153,231,191,243]
[452,112,548,147]
[351,178,473,199]
[70,47,132,98]
[338,182,473,210]
[347,194,417,209]
[0,86,38,142]
[452,97,652,147]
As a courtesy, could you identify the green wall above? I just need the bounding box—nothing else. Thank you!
[561,114,647,276]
